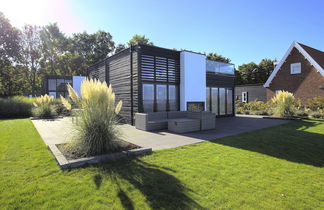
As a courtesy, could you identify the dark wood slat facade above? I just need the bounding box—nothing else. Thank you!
[88,44,235,124]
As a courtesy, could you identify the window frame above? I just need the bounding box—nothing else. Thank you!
[142,83,179,112]
[290,62,301,74]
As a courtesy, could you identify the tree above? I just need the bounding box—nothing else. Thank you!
[115,44,126,53]
[40,23,68,75]
[258,58,275,82]
[0,12,21,96]
[56,52,83,76]
[235,59,276,85]
[128,34,153,46]
[206,52,231,63]
[236,62,258,84]
[20,25,42,95]
[71,31,115,75]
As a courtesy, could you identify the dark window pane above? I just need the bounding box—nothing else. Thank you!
[227,89,233,115]
[206,88,210,112]
[211,88,218,115]
[57,79,66,91]
[143,84,154,112]
[156,84,167,111]
[48,79,56,91]
[169,85,178,111]
[219,88,226,115]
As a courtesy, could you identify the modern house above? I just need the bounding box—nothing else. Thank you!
[88,44,235,124]
[264,41,324,104]
[235,84,267,102]
[44,75,85,98]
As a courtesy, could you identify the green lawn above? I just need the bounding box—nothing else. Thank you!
[0,119,323,209]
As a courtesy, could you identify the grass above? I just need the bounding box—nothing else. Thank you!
[0,119,323,209]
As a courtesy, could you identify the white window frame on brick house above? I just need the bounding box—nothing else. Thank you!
[242,92,248,103]
[290,62,301,74]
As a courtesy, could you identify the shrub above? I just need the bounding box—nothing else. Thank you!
[235,100,271,115]
[309,110,324,119]
[32,95,57,118]
[294,109,309,117]
[53,98,71,116]
[61,79,123,156]
[307,96,324,111]
[0,96,35,118]
[271,91,295,117]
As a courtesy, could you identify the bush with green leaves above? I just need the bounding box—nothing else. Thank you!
[61,79,123,156]
[32,95,57,118]
[271,91,296,117]
[236,100,272,115]
[307,96,324,111]
[0,96,35,118]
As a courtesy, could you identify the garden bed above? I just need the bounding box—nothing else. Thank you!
[57,140,140,160]
[48,141,152,170]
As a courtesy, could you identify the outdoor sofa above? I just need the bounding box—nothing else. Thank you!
[135,111,216,133]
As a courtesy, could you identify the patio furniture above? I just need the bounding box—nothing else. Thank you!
[135,111,216,132]
[168,118,200,133]
[135,112,168,131]
[187,111,216,130]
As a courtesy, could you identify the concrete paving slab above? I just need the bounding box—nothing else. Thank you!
[32,116,290,151]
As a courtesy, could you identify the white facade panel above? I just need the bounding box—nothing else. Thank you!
[180,51,206,111]
[72,76,86,97]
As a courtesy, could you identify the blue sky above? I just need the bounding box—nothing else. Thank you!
[1,0,324,66]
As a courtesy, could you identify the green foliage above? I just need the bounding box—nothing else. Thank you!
[128,34,153,46]
[0,96,34,118]
[0,12,21,96]
[0,12,117,97]
[236,100,272,115]
[236,59,275,85]
[62,79,123,156]
[206,53,231,63]
[309,110,324,119]
[307,96,324,111]
[32,94,56,118]
[271,91,296,117]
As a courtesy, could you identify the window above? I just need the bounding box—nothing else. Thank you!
[142,83,179,112]
[47,78,72,98]
[143,84,154,112]
[169,85,178,111]
[211,88,218,115]
[206,87,234,116]
[48,79,56,91]
[206,88,211,111]
[290,63,301,74]
[242,92,248,103]
[156,85,167,111]
[227,89,233,115]
[219,88,226,115]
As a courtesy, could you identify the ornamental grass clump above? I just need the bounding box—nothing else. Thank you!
[271,91,296,117]
[61,79,123,156]
[32,94,56,118]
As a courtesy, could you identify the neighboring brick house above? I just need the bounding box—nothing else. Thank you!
[264,41,324,104]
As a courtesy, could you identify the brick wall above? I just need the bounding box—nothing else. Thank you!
[267,48,324,104]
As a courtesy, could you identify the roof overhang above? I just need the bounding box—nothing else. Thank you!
[264,41,324,88]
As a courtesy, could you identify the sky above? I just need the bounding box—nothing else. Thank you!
[1,0,323,66]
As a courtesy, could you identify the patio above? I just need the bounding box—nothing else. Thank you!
[32,116,290,150]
